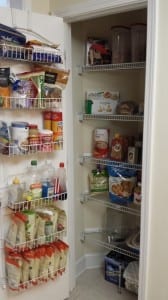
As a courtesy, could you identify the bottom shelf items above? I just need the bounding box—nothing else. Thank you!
[105,250,139,295]
[6,239,69,292]
[81,230,139,260]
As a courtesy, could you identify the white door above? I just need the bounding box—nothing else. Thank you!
[0,7,74,300]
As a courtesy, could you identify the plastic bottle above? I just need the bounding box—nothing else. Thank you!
[41,160,55,198]
[26,160,42,200]
[53,162,67,200]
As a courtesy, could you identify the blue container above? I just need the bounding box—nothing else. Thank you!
[104,251,133,287]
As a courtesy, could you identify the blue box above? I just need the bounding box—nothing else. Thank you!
[104,251,132,287]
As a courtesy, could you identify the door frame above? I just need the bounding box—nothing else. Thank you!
[58,0,157,299]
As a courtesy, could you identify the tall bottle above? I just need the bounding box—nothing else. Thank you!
[26,160,42,200]
[41,160,55,198]
[54,162,67,200]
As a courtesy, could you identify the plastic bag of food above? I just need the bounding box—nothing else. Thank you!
[23,249,37,284]
[34,65,70,90]
[22,210,36,247]
[38,246,48,281]
[108,167,137,205]
[88,166,109,193]
[57,209,67,231]
[6,214,19,249]
[46,245,55,279]
[6,252,22,290]
[17,70,45,107]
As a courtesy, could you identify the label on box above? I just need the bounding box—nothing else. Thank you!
[85,90,119,115]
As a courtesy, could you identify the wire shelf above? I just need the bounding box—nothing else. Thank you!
[0,140,63,156]
[82,61,145,73]
[81,155,142,170]
[80,113,144,122]
[7,266,67,292]
[8,193,68,212]
[5,229,66,251]
[0,97,62,110]
[84,192,140,216]
[0,42,63,64]
[82,231,139,260]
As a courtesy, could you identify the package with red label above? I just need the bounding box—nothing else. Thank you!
[93,128,109,158]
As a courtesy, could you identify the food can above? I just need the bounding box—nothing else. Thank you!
[39,129,53,152]
[51,111,63,133]
[28,124,40,153]
[43,110,52,130]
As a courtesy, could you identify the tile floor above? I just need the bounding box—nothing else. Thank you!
[69,268,137,300]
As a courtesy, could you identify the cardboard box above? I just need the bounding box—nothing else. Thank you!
[86,37,111,65]
[85,90,119,115]
[104,251,132,287]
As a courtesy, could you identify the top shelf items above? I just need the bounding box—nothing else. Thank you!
[80,62,145,74]
[0,42,63,64]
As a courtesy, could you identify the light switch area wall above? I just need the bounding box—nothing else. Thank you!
[50,0,85,12]
[31,0,50,14]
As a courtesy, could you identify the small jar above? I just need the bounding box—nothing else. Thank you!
[28,124,40,153]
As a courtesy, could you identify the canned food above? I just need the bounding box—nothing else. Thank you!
[43,111,52,130]
[51,111,63,133]
[40,129,53,152]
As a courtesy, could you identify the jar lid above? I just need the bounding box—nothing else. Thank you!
[11,121,29,128]
[29,124,38,129]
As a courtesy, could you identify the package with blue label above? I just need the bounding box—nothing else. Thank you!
[0,23,26,45]
[108,166,137,205]
[85,90,119,115]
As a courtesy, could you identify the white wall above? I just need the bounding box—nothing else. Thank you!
[31,0,50,14]
[145,0,168,299]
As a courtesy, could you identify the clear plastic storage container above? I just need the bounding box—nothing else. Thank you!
[131,23,146,62]
[111,26,131,64]
[123,261,139,294]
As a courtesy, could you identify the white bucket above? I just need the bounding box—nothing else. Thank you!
[11,121,29,154]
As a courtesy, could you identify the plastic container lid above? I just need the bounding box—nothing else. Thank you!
[31,160,37,166]
[59,162,64,168]
[11,121,29,128]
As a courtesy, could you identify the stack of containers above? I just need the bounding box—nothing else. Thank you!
[43,110,63,150]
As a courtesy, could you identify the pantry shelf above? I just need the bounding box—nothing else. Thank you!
[5,229,66,251]
[81,192,140,216]
[80,155,142,170]
[0,42,63,64]
[81,61,145,73]
[0,141,63,156]
[6,266,66,292]
[81,230,139,260]
[8,193,68,212]
[78,113,144,122]
[0,97,62,110]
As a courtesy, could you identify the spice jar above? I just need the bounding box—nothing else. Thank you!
[28,124,40,153]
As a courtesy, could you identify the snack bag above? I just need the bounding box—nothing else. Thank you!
[6,252,23,290]
[108,167,137,205]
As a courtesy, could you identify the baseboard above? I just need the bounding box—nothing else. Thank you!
[76,252,105,278]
